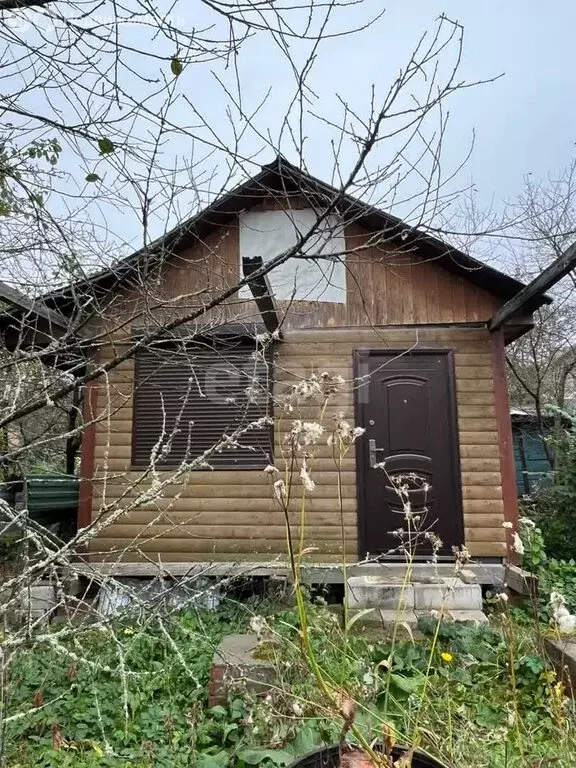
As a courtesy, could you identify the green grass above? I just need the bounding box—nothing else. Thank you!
[2,599,576,767]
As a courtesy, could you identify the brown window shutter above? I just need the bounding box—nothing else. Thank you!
[131,340,272,469]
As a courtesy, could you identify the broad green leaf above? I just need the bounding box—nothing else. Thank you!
[389,672,424,694]
[97,137,115,155]
[237,748,293,766]
[285,724,322,756]
[196,750,230,768]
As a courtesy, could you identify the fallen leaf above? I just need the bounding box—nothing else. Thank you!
[32,689,44,708]
[52,724,65,751]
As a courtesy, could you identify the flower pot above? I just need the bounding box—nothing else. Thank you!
[288,744,447,768]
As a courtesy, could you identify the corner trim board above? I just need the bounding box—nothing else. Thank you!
[77,380,97,531]
[490,328,519,541]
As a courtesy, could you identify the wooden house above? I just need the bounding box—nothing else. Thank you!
[36,157,556,569]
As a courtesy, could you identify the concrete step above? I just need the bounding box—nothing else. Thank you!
[347,607,489,633]
[346,577,414,609]
[346,575,483,612]
[413,581,483,611]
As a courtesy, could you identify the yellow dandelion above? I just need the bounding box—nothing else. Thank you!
[440,651,453,663]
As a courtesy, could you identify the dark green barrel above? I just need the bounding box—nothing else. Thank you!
[24,473,79,525]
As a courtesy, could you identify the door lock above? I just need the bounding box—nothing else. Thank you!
[368,438,385,468]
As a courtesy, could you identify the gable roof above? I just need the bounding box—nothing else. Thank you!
[43,155,551,315]
[0,280,68,332]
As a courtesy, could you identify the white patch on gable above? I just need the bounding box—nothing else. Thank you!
[239,208,346,302]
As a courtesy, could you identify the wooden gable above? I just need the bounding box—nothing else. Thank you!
[101,211,502,336]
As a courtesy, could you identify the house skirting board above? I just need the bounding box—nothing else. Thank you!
[71,559,506,587]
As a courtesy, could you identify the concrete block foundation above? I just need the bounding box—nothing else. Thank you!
[208,633,277,708]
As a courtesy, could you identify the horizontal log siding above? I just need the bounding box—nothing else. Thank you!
[88,325,505,561]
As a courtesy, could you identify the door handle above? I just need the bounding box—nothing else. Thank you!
[368,438,385,468]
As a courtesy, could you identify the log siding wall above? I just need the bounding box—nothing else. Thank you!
[88,325,505,562]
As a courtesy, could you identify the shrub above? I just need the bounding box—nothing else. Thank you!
[520,489,576,561]
[521,407,576,560]
[518,516,576,615]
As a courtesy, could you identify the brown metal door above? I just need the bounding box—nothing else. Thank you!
[354,349,464,559]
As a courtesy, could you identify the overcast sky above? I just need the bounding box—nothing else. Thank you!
[5,0,576,284]
[361,0,575,207]
[238,0,576,211]
[155,0,576,238]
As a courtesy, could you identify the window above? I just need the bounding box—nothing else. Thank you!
[131,338,272,469]
[239,208,346,302]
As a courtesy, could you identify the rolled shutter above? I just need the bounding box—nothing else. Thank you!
[131,341,272,469]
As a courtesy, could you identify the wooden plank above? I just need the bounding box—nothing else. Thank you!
[73,559,505,580]
[454,366,495,380]
[242,255,281,335]
[437,267,455,323]
[89,537,357,554]
[85,551,359,564]
[463,499,504,514]
[277,347,493,362]
[111,510,358,526]
[491,328,519,536]
[98,483,357,500]
[276,364,492,380]
[467,541,506,557]
[93,497,357,513]
[420,264,441,321]
[460,458,501,473]
[274,367,351,380]
[488,243,572,331]
[456,392,495,405]
[465,527,506,542]
[463,513,505,527]
[459,431,499,445]
[457,405,496,419]
[461,471,503,486]
[462,485,503,500]
[282,327,491,344]
[277,343,492,359]
[459,444,500,459]
[94,469,357,484]
[96,524,357,540]
[457,418,498,432]
[93,457,360,474]
[78,380,98,528]
[454,353,492,366]
[456,379,495,393]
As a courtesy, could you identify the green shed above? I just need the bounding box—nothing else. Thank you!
[511,409,554,496]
